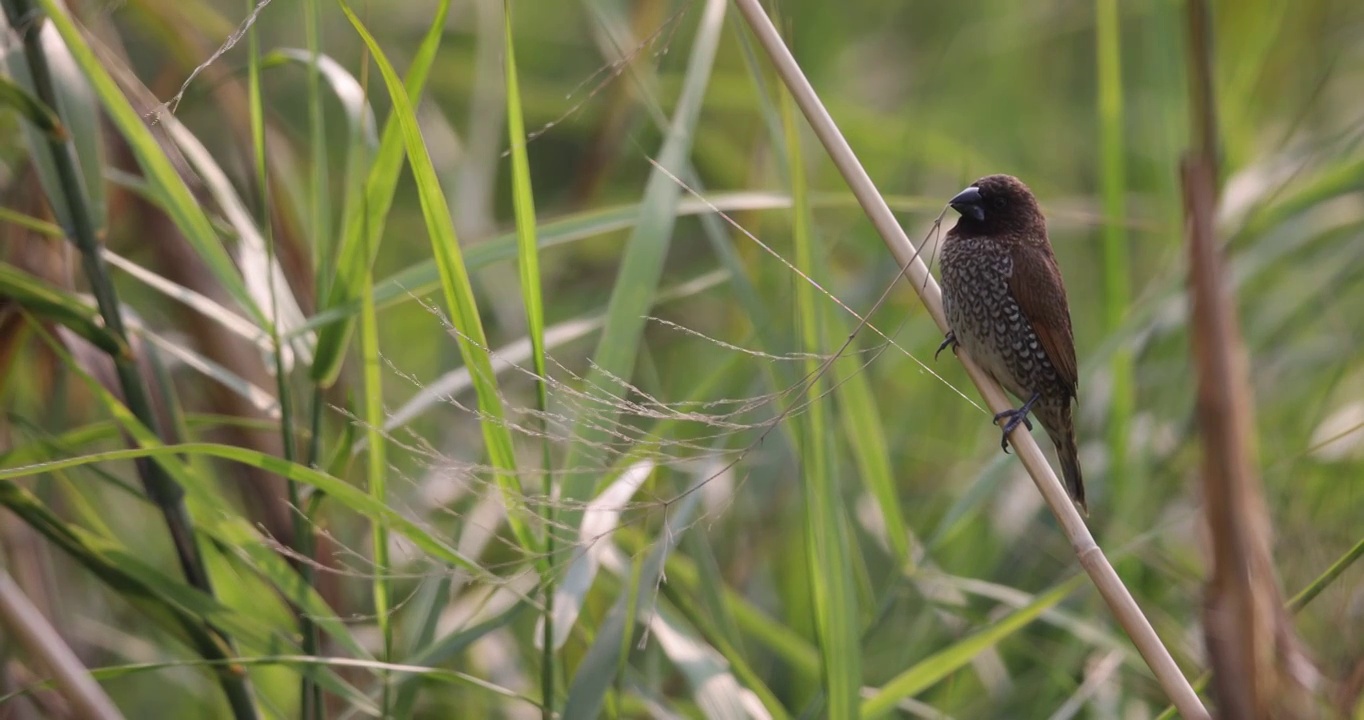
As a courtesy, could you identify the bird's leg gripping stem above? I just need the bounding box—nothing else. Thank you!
[992,393,1039,453]
[935,331,958,361]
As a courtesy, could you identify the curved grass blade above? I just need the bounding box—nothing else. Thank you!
[259,49,378,150]
[369,270,726,448]
[0,73,64,137]
[0,16,105,231]
[556,0,728,528]
[648,603,769,720]
[292,194,779,337]
[161,116,312,364]
[561,494,700,720]
[130,322,279,418]
[310,0,449,384]
[101,249,273,355]
[0,262,124,355]
[861,575,1087,718]
[0,479,373,713]
[339,0,537,558]
[539,461,654,652]
[36,0,259,323]
[0,443,486,577]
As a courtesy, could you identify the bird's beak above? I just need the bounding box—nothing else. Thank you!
[949,186,985,222]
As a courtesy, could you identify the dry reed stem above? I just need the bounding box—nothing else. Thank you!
[730,1,1208,716]
[0,570,124,720]
[1183,0,1317,715]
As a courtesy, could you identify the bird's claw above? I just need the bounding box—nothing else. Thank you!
[935,331,958,361]
[991,396,1039,453]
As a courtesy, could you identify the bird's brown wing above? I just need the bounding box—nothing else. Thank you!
[1009,241,1078,392]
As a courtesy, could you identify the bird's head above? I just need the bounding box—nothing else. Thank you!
[947,174,1044,237]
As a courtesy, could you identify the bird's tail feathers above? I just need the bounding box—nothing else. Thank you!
[1048,406,1086,516]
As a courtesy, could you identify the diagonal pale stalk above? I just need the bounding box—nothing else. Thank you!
[729,1,1209,717]
[0,570,123,720]
[500,2,557,716]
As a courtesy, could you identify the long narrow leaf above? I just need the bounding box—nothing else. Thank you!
[782,87,859,720]
[37,0,259,322]
[557,0,727,529]
[861,576,1086,717]
[339,1,538,558]
[311,0,449,383]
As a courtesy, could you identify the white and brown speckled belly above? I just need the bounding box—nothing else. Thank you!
[940,235,1065,404]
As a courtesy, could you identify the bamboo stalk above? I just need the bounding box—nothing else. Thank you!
[729,1,1208,716]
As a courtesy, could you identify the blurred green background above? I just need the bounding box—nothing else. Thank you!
[0,0,1361,717]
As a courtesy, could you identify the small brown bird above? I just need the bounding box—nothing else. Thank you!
[936,174,1086,512]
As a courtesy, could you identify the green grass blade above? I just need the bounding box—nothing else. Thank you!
[360,262,393,713]
[13,329,483,578]
[0,73,64,136]
[782,88,859,720]
[648,603,759,719]
[0,442,485,576]
[161,115,311,361]
[36,0,259,322]
[303,0,331,293]
[541,462,654,651]
[101,250,272,356]
[557,0,728,527]
[0,16,106,233]
[0,262,125,355]
[0,206,62,236]
[561,494,701,720]
[311,0,449,385]
[661,575,792,720]
[339,0,538,559]
[829,344,911,564]
[293,194,779,337]
[1096,0,1133,507]
[259,45,379,289]
[860,575,1087,717]
[503,5,547,390]
[0,481,379,706]
[502,4,557,711]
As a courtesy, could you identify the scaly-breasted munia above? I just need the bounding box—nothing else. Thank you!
[937,174,1086,512]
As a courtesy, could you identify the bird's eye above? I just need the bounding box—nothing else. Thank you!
[991,196,1007,210]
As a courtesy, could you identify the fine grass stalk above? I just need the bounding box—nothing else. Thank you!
[1095,0,1134,501]
[500,2,557,715]
[782,87,860,719]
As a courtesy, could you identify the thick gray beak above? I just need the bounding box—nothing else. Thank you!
[949,186,985,222]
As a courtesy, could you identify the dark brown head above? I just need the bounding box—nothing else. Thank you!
[947,174,1046,239]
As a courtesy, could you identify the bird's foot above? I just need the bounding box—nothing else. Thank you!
[935,331,958,361]
[992,393,1040,454]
